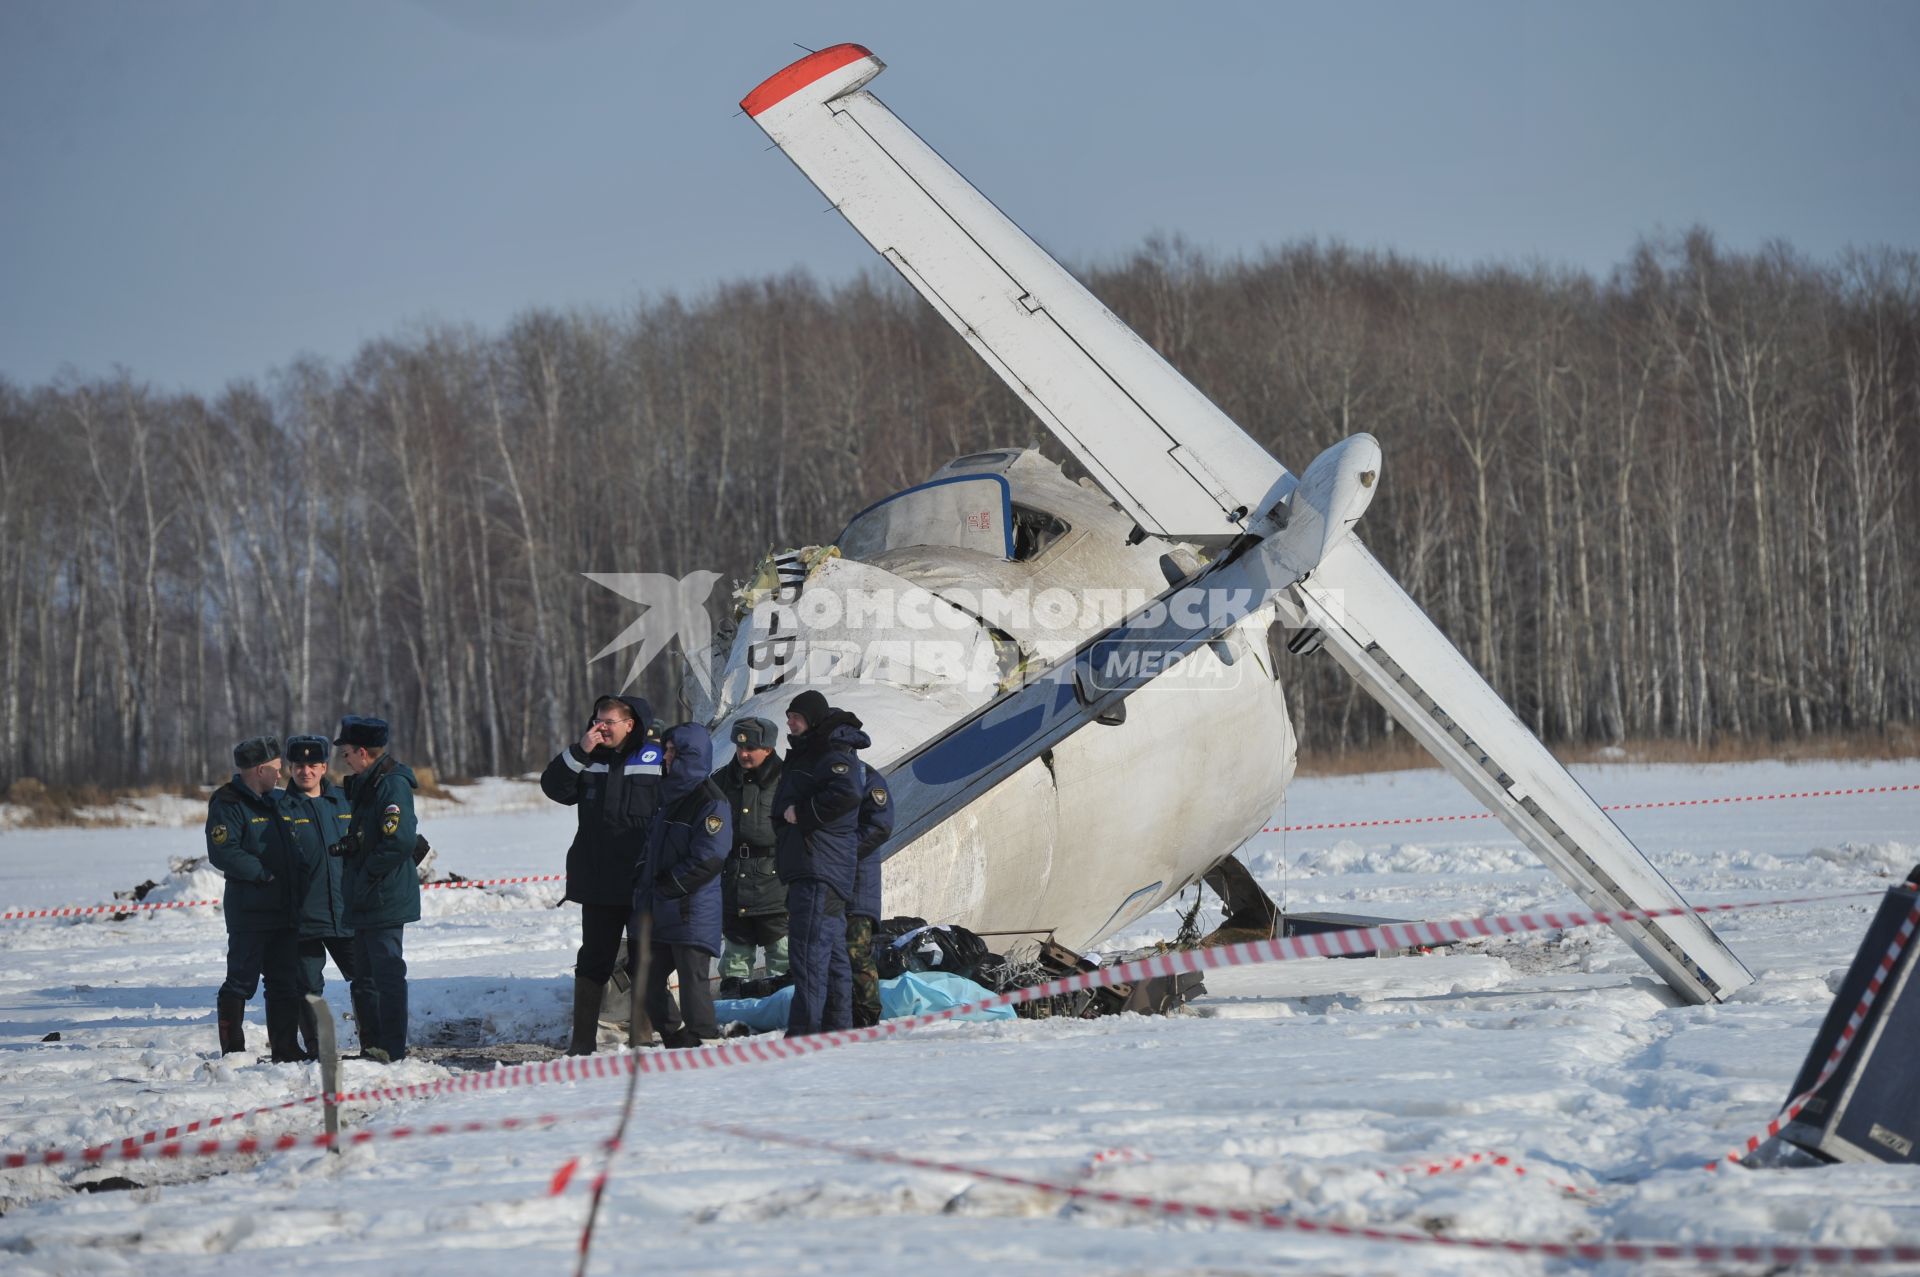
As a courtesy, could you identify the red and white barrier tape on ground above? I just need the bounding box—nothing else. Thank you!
[0,873,567,922]
[6,888,1875,1172]
[1710,897,1920,1170]
[7,778,1912,924]
[2,1109,605,1169]
[1383,1150,1599,1199]
[695,1119,1920,1267]
[1258,780,1920,835]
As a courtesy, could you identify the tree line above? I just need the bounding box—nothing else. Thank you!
[1,229,1914,790]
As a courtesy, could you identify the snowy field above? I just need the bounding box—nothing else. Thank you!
[1,757,1917,1273]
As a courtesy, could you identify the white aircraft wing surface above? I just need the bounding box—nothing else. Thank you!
[742,44,1288,543]
[742,44,1753,1003]
[1285,540,1753,1002]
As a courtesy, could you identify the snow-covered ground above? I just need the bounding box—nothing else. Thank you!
[1,758,1917,1273]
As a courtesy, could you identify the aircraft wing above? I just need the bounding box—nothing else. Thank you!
[742,44,1289,543]
[1284,541,1753,1002]
[741,45,1753,1003]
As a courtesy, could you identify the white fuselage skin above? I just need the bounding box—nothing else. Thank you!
[702,449,1297,953]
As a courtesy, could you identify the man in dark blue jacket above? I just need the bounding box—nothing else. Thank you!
[849,766,894,1028]
[773,690,865,1036]
[280,733,371,1057]
[207,735,302,1059]
[634,723,728,1049]
[540,694,663,1055]
[334,715,419,1063]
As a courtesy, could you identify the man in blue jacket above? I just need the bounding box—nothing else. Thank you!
[773,690,865,1037]
[540,694,663,1055]
[206,735,302,1059]
[634,723,729,1049]
[334,715,419,1063]
[849,766,894,1028]
[280,733,372,1057]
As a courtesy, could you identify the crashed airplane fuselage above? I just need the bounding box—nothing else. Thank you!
[706,43,1754,1003]
[699,446,1297,951]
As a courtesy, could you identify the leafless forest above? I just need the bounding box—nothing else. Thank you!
[1,231,1914,788]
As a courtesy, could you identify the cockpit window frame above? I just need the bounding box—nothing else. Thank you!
[836,473,1016,562]
[1010,503,1072,562]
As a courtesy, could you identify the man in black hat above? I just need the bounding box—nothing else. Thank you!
[333,715,420,1063]
[772,689,868,1036]
[715,716,787,997]
[539,694,663,1054]
[206,735,304,1060]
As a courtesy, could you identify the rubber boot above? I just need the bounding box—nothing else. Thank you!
[217,994,247,1055]
[566,975,602,1056]
[265,995,304,1063]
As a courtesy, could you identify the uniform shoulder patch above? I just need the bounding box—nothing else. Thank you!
[383,803,401,815]
[704,813,724,835]
[210,824,230,845]
[831,761,850,775]
[870,787,888,807]
[381,813,400,836]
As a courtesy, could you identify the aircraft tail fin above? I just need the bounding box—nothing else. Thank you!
[742,44,1288,542]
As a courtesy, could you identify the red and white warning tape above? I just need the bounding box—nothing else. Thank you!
[1,898,220,922]
[1383,1150,1599,1199]
[696,1119,1920,1267]
[1710,898,1920,1170]
[5,888,1875,1172]
[0,873,566,923]
[6,777,1912,924]
[1258,780,1920,835]
[3,1109,601,1169]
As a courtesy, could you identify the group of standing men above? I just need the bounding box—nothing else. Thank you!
[204,716,421,1064]
[545,687,892,1051]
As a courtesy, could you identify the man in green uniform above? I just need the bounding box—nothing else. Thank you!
[280,732,372,1056]
[333,715,420,1063]
[206,735,303,1060]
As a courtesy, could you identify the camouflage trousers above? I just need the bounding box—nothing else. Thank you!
[847,915,881,1028]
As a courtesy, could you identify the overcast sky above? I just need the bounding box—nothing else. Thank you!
[4,1,1916,396]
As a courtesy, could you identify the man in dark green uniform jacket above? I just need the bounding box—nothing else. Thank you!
[333,715,420,1062]
[280,732,372,1057]
[206,735,303,1060]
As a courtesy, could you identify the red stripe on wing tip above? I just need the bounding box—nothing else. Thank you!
[742,44,877,117]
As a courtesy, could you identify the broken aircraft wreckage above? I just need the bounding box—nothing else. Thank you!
[676,43,1753,1006]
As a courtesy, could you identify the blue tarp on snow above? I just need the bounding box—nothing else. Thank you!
[712,970,1016,1033]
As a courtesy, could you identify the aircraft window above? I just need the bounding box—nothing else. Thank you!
[838,474,1014,562]
[1011,505,1070,561]
[1013,503,1075,556]
[945,450,1017,470]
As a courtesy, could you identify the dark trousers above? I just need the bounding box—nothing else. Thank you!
[576,902,639,985]
[644,941,717,1041]
[298,935,368,998]
[847,915,881,1028]
[786,880,850,1037]
[352,926,409,1060]
[220,928,302,1004]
